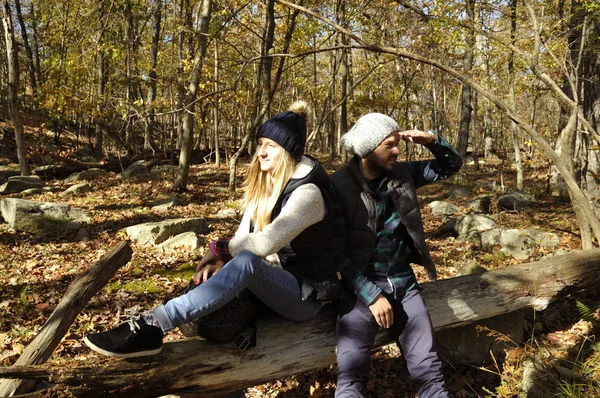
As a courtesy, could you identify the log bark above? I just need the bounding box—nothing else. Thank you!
[1,248,599,398]
[0,242,133,397]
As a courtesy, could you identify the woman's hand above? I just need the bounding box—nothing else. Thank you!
[192,252,225,284]
[368,294,394,329]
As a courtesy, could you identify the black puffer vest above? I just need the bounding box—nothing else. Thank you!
[271,156,342,301]
[330,156,437,281]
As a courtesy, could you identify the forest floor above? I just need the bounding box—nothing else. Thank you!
[0,119,599,397]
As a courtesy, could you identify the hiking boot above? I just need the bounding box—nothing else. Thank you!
[84,315,163,358]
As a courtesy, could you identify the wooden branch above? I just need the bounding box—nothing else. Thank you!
[2,248,599,398]
[0,241,133,397]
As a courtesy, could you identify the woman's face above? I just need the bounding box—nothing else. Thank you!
[257,137,284,173]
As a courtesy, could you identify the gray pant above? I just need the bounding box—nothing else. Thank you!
[335,288,448,397]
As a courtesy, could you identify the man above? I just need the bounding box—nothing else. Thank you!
[331,113,463,397]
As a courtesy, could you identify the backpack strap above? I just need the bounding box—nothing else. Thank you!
[233,324,257,351]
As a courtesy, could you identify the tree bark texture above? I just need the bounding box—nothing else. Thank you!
[14,0,36,96]
[2,249,599,398]
[144,0,162,150]
[0,241,132,397]
[2,0,30,176]
[174,0,212,192]
[456,0,475,161]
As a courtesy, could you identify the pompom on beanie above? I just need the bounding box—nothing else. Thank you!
[257,100,309,161]
[340,113,399,157]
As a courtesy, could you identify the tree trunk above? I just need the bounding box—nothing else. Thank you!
[213,39,220,167]
[174,0,213,192]
[456,0,475,161]
[580,13,600,216]
[14,0,36,97]
[93,2,108,159]
[2,0,30,176]
[28,3,41,86]
[509,0,523,190]
[144,0,162,150]
[2,249,599,398]
[0,242,132,397]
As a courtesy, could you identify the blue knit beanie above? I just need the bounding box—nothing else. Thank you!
[257,101,309,161]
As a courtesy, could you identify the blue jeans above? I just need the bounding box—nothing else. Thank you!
[335,288,448,398]
[153,250,323,331]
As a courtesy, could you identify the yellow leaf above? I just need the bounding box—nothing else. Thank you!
[309,381,320,395]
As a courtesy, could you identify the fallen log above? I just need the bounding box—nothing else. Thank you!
[0,242,133,397]
[1,248,599,398]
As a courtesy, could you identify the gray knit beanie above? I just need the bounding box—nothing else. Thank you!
[340,113,399,157]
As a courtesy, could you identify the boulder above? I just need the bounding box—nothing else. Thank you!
[467,195,493,213]
[447,186,472,199]
[480,228,559,260]
[217,208,237,218]
[498,191,536,211]
[64,168,108,183]
[151,197,181,211]
[159,232,203,251]
[0,175,44,194]
[60,183,93,196]
[0,198,91,236]
[119,162,151,178]
[123,218,210,246]
[151,165,180,177]
[428,201,460,217]
[455,214,496,239]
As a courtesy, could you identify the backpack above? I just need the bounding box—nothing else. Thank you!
[178,280,259,350]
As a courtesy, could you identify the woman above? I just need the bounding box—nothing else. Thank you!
[84,101,342,358]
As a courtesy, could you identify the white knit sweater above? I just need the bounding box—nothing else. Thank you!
[228,156,326,266]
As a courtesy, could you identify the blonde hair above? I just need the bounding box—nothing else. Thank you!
[242,148,298,231]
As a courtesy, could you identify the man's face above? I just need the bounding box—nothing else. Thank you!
[363,131,401,176]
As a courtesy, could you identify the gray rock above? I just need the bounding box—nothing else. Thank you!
[498,191,536,211]
[447,186,472,199]
[22,187,45,195]
[60,183,93,196]
[0,175,44,194]
[151,197,181,211]
[217,208,237,218]
[159,232,202,250]
[428,201,460,217]
[431,217,458,238]
[455,262,487,276]
[123,218,209,246]
[479,180,496,192]
[467,195,493,213]
[65,168,108,182]
[0,198,91,236]
[151,165,180,177]
[525,229,560,249]
[119,162,151,178]
[455,214,496,239]
[481,228,561,260]
[481,228,531,260]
